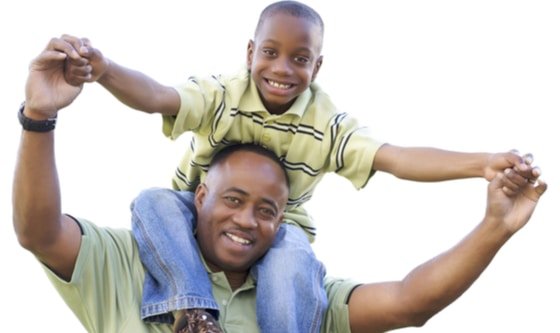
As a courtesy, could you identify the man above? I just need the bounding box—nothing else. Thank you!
[13,38,547,333]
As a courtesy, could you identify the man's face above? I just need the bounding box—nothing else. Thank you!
[194,150,288,273]
[247,12,323,114]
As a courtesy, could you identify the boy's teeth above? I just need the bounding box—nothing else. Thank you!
[268,80,290,89]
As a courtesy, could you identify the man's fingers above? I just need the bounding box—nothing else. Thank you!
[56,35,86,61]
[29,49,68,71]
[523,179,548,202]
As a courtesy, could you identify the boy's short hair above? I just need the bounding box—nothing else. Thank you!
[255,1,324,40]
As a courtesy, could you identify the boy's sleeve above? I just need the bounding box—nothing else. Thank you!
[162,76,227,140]
[328,115,384,189]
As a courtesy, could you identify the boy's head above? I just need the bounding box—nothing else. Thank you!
[247,1,324,115]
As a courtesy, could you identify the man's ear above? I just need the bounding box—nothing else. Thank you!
[194,183,208,210]
[246,40,255,70]
[311,55,323,81]
[275,213,284,232]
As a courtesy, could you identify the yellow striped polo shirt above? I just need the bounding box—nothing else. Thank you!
[163,69,383,241]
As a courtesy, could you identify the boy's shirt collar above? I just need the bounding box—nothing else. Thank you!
[239,72,311,119]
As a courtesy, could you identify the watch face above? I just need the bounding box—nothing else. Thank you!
[18,103,57,132]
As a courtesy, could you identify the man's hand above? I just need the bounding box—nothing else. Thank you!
[61,34,110,86]
[24,37,85,118]
[486,165,547,234]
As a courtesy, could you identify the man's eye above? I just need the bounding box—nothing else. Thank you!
[294,56,310,64]
[225,196,240,205]
[259,207,276,219]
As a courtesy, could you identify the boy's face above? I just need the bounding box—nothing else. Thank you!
[194,150,288,275]
[247,12,323,114]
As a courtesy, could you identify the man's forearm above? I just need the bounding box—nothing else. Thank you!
[348,216,511,333]
[13,128,61,252]
[398,216,510,321]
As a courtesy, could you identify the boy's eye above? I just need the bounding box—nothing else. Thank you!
[262,49,276,57]
[294,56,310,64]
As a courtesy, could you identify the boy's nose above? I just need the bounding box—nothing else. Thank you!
[271,57,292,76]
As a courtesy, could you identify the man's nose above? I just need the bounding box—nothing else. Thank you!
[232,207,258,229]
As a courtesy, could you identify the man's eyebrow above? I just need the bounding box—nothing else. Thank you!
[226,187,279,211]
[225,187,249,196]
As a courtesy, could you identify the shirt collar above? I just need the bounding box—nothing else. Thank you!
[199,250,256,291]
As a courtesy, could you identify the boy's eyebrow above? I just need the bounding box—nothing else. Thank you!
[259,39,314,54]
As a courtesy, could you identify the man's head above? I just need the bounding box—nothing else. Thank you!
[194,144,289,279]
[247,1,324,115]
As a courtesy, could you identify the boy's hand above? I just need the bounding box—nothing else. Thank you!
[484,150,533,182]
[61,34,109,86]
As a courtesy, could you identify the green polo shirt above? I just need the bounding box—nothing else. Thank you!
[164,69,383,241]
[42,218,355,332]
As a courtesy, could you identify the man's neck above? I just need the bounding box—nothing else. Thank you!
[224,271,249,290]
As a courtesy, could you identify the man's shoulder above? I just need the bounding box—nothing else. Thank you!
[75,218,136,255]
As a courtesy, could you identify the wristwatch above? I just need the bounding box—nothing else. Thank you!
[18,102,57,132]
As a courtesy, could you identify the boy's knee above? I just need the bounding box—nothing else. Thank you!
[130,187,171,210]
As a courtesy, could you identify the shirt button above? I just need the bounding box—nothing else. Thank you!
[222,299,228,306]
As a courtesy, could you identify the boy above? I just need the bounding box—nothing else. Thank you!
[63,1,530,332]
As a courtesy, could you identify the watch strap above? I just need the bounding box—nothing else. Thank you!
[18,102,57,132]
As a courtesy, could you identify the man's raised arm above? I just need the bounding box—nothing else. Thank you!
[13,37,85,281]
[347,168,547,333]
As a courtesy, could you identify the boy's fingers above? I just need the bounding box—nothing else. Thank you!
[522,153,534,165]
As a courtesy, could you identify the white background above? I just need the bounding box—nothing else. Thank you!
[1,1,558,332]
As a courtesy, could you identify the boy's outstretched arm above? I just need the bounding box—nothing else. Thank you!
[346,168,547,333]
[62,35,180,116]
[372,144,533,182]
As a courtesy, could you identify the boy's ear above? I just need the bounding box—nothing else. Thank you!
[246,40,255,69]
[312,55,323,81]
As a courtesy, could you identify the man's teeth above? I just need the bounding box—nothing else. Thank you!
[226,233,251,245]
[268,80,290,89]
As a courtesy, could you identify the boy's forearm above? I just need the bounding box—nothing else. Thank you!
[374,145,489,181]
[98,60,180,116]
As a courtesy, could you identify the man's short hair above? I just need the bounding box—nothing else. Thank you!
[210,143,290,190]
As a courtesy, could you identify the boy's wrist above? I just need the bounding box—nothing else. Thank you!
[97,58,112,84]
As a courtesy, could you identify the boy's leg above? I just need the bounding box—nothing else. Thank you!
[253,223,327,333]
[131,188,220,325]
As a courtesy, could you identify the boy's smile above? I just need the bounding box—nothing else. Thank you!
[247,12,323,114]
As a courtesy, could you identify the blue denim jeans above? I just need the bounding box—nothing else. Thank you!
[131,187,327,332]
